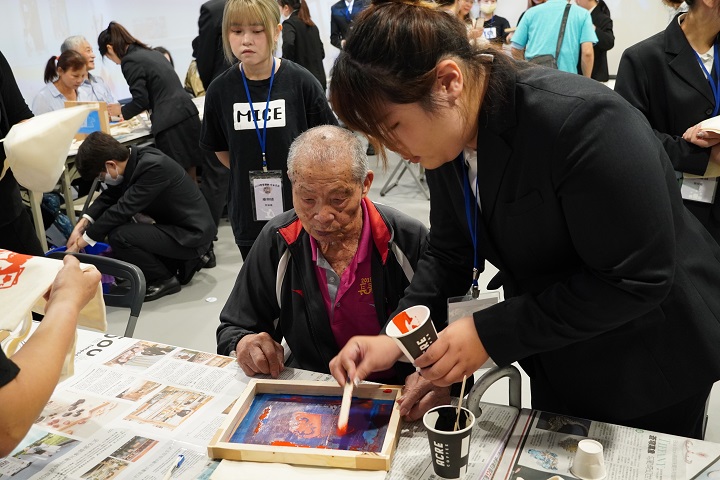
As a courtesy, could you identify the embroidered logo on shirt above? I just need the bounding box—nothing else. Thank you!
[0,250,31,290]
[358,277,372,296]
[233,99,287,130]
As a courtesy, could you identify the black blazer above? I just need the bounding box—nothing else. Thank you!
[86,146,216,254]
[281,12,326,90]
[398,65,720,426]
[120,45,199,135]
[615,14,720,225]
[330,0,368,50]
[578,8,614,81]
[0,50,33,226]
[195,0,232,90]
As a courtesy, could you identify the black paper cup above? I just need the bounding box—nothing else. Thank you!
[423,405,475,479]
[385,305,438,362]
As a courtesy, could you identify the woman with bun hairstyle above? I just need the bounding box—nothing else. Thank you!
[328,0,720,439]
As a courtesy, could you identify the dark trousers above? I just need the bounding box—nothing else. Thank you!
[0,210,44,256]
[200,151,229,227]
[238,244,251,261]
[108,223,204,283]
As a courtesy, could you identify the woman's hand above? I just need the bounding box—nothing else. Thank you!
[397,372,451,421]
[683,122,720,148]
[414,316,488,387]
[329,335,402,386]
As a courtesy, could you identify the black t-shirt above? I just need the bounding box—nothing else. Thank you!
[483,15,511,44]
[200,59,337,246]
[0,348,20,387]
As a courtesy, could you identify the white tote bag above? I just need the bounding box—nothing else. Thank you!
[1,104,95,192]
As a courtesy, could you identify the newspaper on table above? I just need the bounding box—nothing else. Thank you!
[493,409,720,480]
[0,330,518,480]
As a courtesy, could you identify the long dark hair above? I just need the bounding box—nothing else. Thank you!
[43,49,86,83]
[97,21,149,60]
[278,0,315,26]
[329,0,513,164]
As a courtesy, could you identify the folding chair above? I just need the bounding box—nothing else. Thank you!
[47,252,146,338]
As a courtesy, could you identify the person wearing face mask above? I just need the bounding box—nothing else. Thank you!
[66,132,216,301]
[478,0,511,45]
[278,0,326,90]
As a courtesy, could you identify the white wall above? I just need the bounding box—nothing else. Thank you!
[1,0,679,108]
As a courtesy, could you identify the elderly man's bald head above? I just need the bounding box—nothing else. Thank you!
[287,125,368,184]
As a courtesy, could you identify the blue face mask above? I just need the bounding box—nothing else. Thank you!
[102,164,124,186]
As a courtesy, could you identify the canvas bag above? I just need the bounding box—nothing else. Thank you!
[527,3,572,69]
[1,104,95,193]
[0,249,107,381]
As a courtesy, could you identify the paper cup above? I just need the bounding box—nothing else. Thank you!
[423,405,475,479]
[570,439,607,480]
[385,305,438,362]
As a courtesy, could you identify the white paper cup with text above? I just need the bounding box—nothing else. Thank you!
[385,305,438,363]
[570,439,607,480]
[423,405,475,479]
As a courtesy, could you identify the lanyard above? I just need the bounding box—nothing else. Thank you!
[694,42,720,118]
[459,154,481,298]
[241,57,276,172]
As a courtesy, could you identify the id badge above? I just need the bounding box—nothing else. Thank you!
[249,170,284,221]
[447,292,500,369]
[483,27,497,40]
[680,175,717,204]
[447,291,500,324]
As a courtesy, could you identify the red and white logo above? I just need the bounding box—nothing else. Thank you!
[0,250,32,290]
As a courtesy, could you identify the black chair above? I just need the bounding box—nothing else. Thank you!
[47,252,146,337]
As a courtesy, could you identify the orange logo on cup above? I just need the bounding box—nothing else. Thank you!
[391,311,422,334]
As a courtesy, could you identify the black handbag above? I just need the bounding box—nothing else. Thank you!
[526,3,572,69]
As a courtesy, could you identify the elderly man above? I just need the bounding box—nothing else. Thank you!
[217,125,449,420]
[60,35,122,119]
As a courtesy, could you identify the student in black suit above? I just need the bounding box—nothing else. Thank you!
[330,0,368,50]
[195,0,233,90]
[328,0,720,439]
[98,22,203,182]
[279,0,326,90]
[67,132,216,301]
[576,0,614,82]
[0,50,43,256]
[615,0,720,243]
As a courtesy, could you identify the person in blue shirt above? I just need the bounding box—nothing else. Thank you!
[511,0,597,76]
[32,50,89,115]
[60,36,122,120]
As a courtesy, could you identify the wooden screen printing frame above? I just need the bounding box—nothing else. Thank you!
[207,379,403,471]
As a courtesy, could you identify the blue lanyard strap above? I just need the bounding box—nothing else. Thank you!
[241,57,276,172]
[694,42,720,117]
[459,154,481,298]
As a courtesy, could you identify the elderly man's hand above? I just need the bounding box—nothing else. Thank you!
[397,372,451,421]
[235,333,285,378]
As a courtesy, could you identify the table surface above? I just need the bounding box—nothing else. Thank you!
[5,329,719,480]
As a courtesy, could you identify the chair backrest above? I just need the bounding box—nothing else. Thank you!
[47,252,146,338]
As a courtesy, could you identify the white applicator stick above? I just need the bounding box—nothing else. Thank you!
[337,379,354,435]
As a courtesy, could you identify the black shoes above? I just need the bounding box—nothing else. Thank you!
[203,246,216,269]
[145,276,181,302]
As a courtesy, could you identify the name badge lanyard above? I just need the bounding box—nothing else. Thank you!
[460,156,481,299]
[241,57,276,172]
[694,42,720,118]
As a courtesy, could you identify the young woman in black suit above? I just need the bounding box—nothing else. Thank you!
[98,22,203,181]
[278,0,326,90]
[327,0,720,439]
[615,0,720,243]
